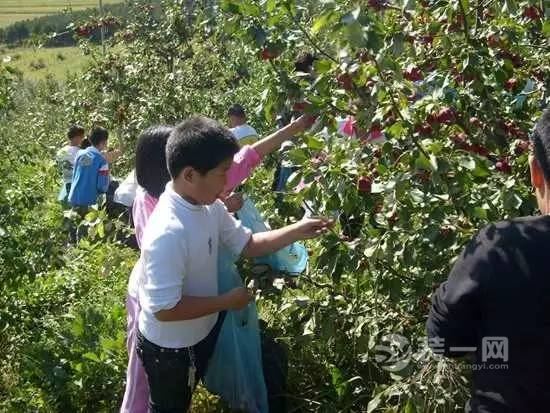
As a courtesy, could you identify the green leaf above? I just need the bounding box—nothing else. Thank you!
[342,7,361,25]
[367,393,383,413]
[429,154,438,171]
[266,0,278,12]
[239,1,261,16]
[415,153,435,171]
[472,161,490,177]
[459,157,476,170]
[473,207,487,220]
[370,182,385,194]
[462,54,470,71]
[303,315,316,335]
[220,0,241,13]
[330,365,347,398]
[82,352,100,362]
[287,148,309,164]
[502,0,516,13]
[366,30,383,52]
[391,34,404,56]
[248,26,267,47]
[543,21,550,37]
[314,59,333,74]
[345,21,366,48]
[403,0,416,11]
[306,135,325,150]
[403,399,417,413]
[503,190,523,210]
[409,188,424,203]
[312,11,335,35]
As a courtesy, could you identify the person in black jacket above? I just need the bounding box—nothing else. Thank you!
[427,108,550,413]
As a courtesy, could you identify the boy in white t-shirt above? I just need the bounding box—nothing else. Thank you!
[228,104,259,146]
[56,124,85,203]
[136,116,332,412]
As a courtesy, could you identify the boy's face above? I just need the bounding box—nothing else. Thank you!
[72,134,85,146]
[190,158,233,205]
[228,115,244,128]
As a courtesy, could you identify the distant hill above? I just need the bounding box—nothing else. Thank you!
[0,0,123,28]
[0,2,130,47]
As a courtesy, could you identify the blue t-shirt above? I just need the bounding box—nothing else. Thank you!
[68,146,110,207]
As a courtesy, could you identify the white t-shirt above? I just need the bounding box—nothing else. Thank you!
[114,169,138,207]
[56,145,80,183]
[230,124,259,143]
[137,182,252,348]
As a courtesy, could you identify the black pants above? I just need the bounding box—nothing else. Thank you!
[136,312,226,413]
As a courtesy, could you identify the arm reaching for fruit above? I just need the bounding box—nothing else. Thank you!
[222,114,316,196]
[251,114,316,158]
[241,216,333,258]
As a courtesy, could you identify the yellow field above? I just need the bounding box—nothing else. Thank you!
[0,0,121,27]
[1,46,90,81]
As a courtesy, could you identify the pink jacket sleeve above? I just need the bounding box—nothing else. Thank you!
[224,145,261,194]
[132,187,159,249]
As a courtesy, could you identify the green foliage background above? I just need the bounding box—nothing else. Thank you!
[0,0,548,411]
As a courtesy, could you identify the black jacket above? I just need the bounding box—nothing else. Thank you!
[427,216,550,413]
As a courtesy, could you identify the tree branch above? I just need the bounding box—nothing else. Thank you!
[285,6,338,64]
[458,0,471,45]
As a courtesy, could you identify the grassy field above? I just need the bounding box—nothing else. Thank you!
[0,0,121,27]
[1,46,90,81]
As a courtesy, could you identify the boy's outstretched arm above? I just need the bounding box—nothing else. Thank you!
[241,217,332,258]
[251,114,315,158]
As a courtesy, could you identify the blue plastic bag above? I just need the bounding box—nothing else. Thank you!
[238,196,308,275]
[204,249,269,413]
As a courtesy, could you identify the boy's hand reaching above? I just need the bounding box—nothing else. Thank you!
[223,192,244,213]
[293,217,334,240]
[293,114,317,132]
[223,287,254,310]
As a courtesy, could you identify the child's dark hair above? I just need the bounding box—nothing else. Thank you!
[68,124,85,140]
[166,117,239,179]
[80,138,91,149]
[294,52,317,73]
[135,125,173,198]
[531,108,550,180]
[89,127,109,147]
[228,104,246,119]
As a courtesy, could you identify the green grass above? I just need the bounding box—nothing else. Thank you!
[1,46,90,81]
[0,0,122,27]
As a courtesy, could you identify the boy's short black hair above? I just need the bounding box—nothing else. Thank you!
[531,108,550,180]
[227,104,246,118]
[294,52,317,73]
[135,125,173,198]
[89,127,109,147]
[166,117,240,179]
[68,124,85,140]
[80,138,91,149]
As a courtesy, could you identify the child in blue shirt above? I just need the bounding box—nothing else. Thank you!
[68,127,111,207]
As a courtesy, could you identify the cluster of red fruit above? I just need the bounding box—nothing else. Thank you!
[450,132,490,157]
[357,176,372,193]
[75,17,118,37]
[499,119,528,140]
[403,66,423,82]
[100,16,118,29]
[259,48,280,60]
[367,0,390,12]
[75,24,95,37]
[337,73,354,91]
[415,107,457,136]
[523,5,542,20]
